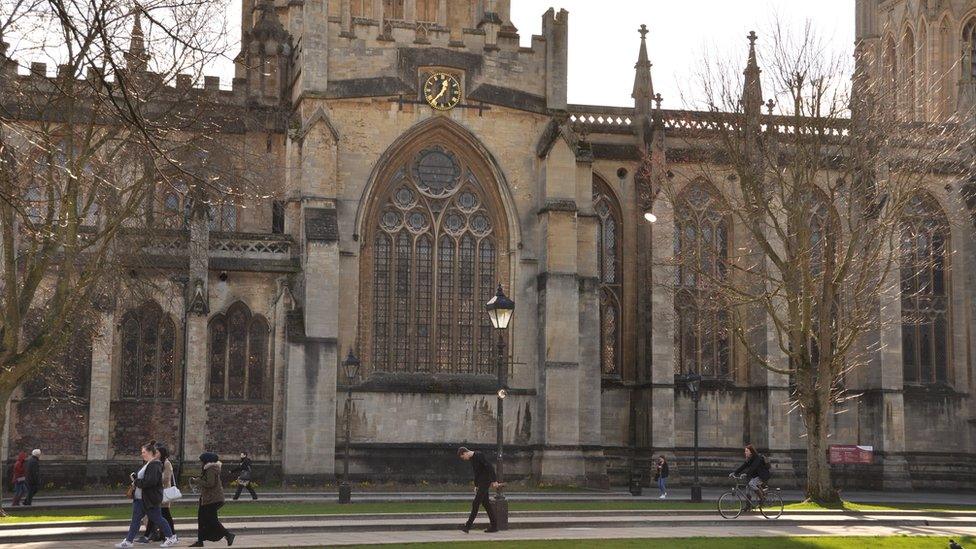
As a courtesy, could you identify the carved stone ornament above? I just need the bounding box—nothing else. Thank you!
[187,278,209,316]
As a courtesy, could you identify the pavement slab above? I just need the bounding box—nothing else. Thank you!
[3,523,976,548]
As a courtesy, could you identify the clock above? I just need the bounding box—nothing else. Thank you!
[423,72,462,111]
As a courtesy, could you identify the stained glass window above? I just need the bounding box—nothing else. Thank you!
[593,177,623,377]
[119,301,178,399]
[964,19,976,80]
[207,302,270,400]
[901,194,950,385]
[367,147,504,375]
[20,313,92,400]
[674,181,731,378]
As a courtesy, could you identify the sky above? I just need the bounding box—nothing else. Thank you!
[205,1,855,108]
[508,1,855,108]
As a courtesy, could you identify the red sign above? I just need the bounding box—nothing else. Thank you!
[829,445,874,464]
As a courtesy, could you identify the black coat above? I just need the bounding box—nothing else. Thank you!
[25,456,40,486]
[231,457,252,480]
[469,451,497,488]
[735,454,771,481]
[134,460,165,509]
[656,461,669,478]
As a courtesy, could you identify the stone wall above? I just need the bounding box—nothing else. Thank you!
[205,401,274,457]
[7,399,89,459]
[109,401,181,458]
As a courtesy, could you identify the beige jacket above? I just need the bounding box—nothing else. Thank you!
[161,459,174,508]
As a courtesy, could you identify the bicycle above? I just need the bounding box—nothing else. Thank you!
[717,474,783,519]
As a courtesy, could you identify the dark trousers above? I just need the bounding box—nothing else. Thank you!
[466,485,497,528]
[233,483,257,500]
[197,502,231,542]
[24,484,39,505]
[144,507,176,540]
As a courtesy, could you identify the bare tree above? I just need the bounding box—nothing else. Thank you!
[657,23,971,503]
[0,0,274,513]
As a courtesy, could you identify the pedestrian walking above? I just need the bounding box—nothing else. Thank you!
[230,452,257,501]
[10,451,27,506]
[456,447,500,534]
[115,440,179,548]
[654,455,669,499]
[189,452,235,547]
[23,448,41,506]
[140,443,177,543]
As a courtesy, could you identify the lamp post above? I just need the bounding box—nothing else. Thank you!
[485,284,514,530]
[679,372,703,502]
[338,350,360,504]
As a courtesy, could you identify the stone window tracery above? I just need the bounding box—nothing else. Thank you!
[364,145,505,375]
[900,194,950,385]
[964,19,976,80]
[120,301,177,399]
[674,181,730,379]
[208,301,270,400]
[593,177,622,377]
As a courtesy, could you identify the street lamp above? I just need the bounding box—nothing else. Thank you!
[643,211,657,223]
[679,372,703,502]
[485,284,514,530]
[338,350,360,504]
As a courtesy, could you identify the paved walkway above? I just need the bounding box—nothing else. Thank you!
[4,523,976,548]
[3,511,975,545]
[5,488,974,509]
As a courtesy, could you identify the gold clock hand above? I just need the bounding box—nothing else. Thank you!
[433,80,449,102]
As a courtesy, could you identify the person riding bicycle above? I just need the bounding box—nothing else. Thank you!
[730,444,771,510]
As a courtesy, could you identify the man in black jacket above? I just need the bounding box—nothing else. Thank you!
[457,447,499,533]
[24,449,40,505]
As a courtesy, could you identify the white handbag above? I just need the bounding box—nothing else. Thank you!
[162,485,183,503]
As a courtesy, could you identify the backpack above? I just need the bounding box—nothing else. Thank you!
[759,454,772,477]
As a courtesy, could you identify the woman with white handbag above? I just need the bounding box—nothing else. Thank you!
[114,441,179,548]
[141,443,180,543]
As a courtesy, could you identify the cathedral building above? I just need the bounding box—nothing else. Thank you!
[2,0,974,489]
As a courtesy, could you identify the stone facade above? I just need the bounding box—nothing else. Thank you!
[2,0,975,490]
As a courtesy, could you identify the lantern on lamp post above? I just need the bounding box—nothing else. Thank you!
[338,350,360,504]
[678,372,702,502]
[485,284,514,530]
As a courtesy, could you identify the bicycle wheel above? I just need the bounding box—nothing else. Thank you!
[718,490,743,519]
[759,489,783,519]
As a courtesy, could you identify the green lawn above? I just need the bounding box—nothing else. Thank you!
[339,538,974,549]
[1,500,973,524]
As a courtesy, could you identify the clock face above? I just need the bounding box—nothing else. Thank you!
[423,73,462,111]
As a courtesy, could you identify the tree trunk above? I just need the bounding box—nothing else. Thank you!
[0,389,10,517]
[803,396,839,504]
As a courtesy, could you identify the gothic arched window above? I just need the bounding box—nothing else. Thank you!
[383,0,404,19]
[120,301,177,399]
[208,302,270,400]
[416,0,437,21]
[674,181,730,379]
[593,177,622,377]
[917,22,928,120]
[900,194,950,385]
[885,35,898,105]
[363,144,507,375]
[939,17,953,117]
[964,19,976,80]
[901,27,917,120]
